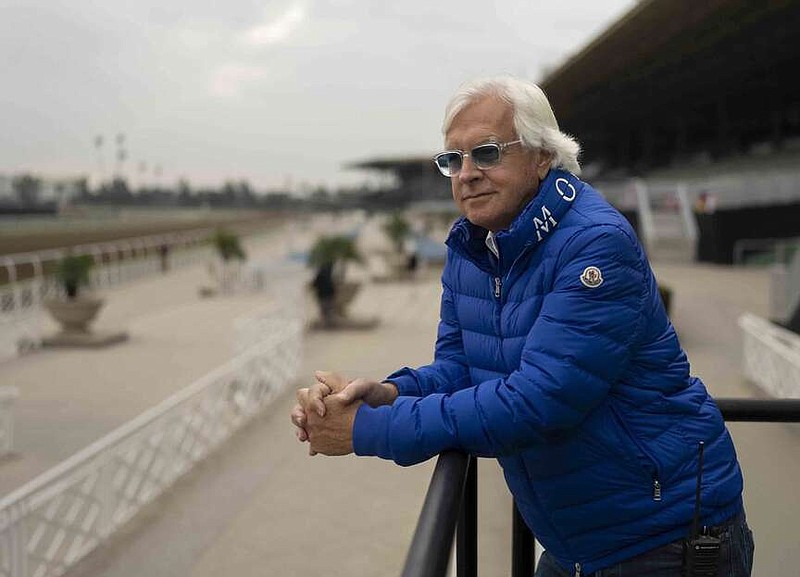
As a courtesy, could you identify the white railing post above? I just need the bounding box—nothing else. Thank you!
[1,502,28,577]
[0,387,19,458]
[676,183,698,243]
[633,179,655,250]
[3,259,19,320]
[96,455,115,541]
[90,247,105,291]
[30,257,44,309]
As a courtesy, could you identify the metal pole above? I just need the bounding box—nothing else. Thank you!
[512,500,534,577]
[456,456,477,577]
[401,452,470,577]
[717,398,800,422]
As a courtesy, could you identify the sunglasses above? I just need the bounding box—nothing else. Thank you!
[433,139,522,177]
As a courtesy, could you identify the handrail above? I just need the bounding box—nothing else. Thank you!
[716,397,800,422]
[401,452,471,577]
[402,397,800,577]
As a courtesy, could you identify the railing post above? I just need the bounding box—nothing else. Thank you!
[456,455,477,577]
[401,452,469,577]
[512,500,534,577]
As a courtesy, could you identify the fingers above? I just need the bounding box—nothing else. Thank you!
[290,403,308,442]
[293,372,351,457]
[307,382,331,418]
[315,371,348,393]
[290,403,307,428]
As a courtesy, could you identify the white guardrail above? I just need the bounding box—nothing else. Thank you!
[0,230,215,362]
[0,311,302,577]
[739,312,800,398]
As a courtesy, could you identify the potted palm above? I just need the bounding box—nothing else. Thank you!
[307,234,371,329]
[210,229,247,293]
[382,212,411,254]
[212,229,247,261]
[379,212,416,280]
[44,254,104,334]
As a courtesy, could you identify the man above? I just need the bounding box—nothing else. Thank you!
[291,77,754,576]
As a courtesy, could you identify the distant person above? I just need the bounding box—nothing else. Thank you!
[158,243,170,273]
[406,250,419,276]
[694,190,717,214]
[291,77,753,576]
[310,261,336,328]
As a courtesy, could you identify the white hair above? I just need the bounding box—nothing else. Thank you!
[442,76,581,175]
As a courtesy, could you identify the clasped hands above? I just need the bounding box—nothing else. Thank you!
[290,371,398,456]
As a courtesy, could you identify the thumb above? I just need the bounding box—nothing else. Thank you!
[337,378,367,404]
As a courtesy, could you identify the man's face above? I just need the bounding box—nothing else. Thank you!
[445,96,549,232]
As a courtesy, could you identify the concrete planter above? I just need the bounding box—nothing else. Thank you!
[43,296,128,347]
[44,296,105,333]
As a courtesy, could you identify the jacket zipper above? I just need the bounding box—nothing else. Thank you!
[609,406,662,501]
[574,562,581,576]
[494,276,502,298]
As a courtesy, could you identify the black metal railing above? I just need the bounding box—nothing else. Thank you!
[401,398,800,577]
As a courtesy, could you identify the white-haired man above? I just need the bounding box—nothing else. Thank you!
[292,77,753,576]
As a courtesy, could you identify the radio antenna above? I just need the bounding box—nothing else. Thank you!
[692,441,705,539]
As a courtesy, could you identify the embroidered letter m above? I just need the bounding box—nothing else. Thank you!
[533,206,558,242]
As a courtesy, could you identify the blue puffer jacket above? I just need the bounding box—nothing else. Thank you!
[353,169,743,574]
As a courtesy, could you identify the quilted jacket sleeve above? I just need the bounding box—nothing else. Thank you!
[353,225,647,466]
[382,275,472,397]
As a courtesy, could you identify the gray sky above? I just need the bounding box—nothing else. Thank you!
[0,0,635,192]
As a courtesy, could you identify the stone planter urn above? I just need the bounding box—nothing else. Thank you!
[44,296,105,333]
[43,296,128,347]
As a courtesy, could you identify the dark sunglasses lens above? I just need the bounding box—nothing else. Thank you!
[436,153,462,176]
[471,144,501,168]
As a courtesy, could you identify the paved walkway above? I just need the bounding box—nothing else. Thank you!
[0,225,299,494]
[2,223,798,576]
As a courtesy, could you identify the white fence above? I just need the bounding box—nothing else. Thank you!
[0,315,302,577]
[0,230,214,362]
[0,387,19,458]
[739,312,800,398]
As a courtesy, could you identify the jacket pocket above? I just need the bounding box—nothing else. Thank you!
[608,404,663,501]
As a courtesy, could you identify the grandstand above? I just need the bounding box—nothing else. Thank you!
[349,0,800,326]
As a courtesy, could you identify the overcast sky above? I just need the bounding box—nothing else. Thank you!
[0,0,636,192]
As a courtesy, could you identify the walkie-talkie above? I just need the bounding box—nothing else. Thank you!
[684,441,721,577]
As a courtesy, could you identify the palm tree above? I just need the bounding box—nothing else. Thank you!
[308,235,363,327]
[212,229,247,261]
[53,255,95,299]
[382,212,411,254]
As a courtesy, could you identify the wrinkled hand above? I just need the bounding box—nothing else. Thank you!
[290,372,398,456]
[305,394,361,456]
[291,371,347,453]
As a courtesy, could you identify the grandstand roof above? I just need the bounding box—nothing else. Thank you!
[540,0,800,171]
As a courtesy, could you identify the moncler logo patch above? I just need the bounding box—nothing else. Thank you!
[555,178,577,201]
[580,266,603,288]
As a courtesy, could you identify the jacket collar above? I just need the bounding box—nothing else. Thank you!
[446,169,583,274]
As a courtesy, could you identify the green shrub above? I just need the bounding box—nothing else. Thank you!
[54,254,95,299]
[212,229,246,261]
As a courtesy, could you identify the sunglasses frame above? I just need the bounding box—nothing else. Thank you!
[432,139,523,177]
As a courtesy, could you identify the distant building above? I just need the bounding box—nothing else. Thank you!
[345,156,451,208]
